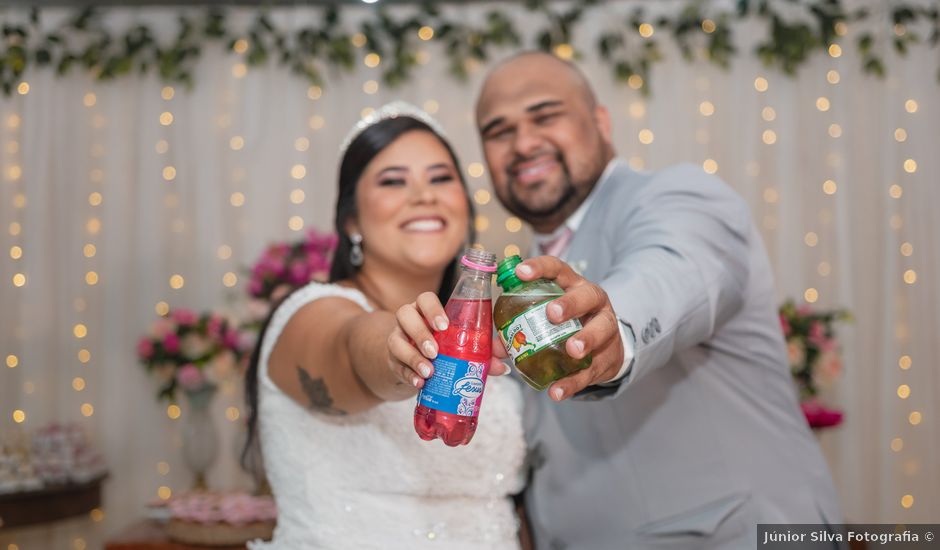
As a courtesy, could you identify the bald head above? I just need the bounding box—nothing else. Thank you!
[476,51,597,123]
[474,51,615,233]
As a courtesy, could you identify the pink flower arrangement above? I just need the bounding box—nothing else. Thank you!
[243,229,337,326]
[137,308,250,402]
[168,492,277,525]
[779,299,851,430]
[800,399,844,430]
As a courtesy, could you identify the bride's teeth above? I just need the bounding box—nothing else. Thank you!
[404,219,444,231]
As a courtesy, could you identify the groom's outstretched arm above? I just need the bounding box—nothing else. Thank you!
[596,165,751,397]
[520,164,752,401]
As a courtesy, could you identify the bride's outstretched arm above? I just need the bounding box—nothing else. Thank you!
[266,296,417,416]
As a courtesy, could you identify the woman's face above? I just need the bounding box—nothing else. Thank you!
[350,129,470,276]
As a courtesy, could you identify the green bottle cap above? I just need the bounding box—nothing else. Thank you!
[496,255,524,291]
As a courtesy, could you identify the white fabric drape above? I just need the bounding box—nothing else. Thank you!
[1,2,937,547]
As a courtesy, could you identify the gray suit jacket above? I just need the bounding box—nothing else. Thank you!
[521,161,842,550]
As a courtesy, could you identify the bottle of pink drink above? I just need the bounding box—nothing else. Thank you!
[414,249,496,446]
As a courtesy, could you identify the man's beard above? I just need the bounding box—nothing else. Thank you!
[504,155,578,222]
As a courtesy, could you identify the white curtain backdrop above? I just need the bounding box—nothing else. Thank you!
[1,1,937,547]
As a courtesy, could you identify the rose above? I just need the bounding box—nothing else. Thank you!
[206,314,224,340]
[779,314,791,337]
[254,246,289,278]
[808,321,827,348]
[787,339,806,368]
[256,256,284,278]
[163,332,180,354]
[150,318,176,339]
[223,328,241,350]
[800,398,844,429]
[137,337,155,360]
[171,308,198,326]
[286,259,307,285]
[176,363,206,391]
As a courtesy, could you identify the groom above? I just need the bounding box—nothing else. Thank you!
[475,51,843,549]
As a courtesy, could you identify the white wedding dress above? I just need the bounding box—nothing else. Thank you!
[248,283,527,550]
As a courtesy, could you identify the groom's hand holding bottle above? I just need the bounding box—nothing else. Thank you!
[510,256,626,401]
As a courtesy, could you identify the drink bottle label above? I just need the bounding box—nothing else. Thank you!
[498,300,582,365]
[418,354,487,417]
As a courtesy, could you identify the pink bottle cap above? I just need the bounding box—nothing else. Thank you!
[461,255,497,273]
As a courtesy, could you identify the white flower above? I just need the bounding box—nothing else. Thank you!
[787,339,806,368]
[180,333,213,360]
[206,351,237,385]
[812,351,843,389]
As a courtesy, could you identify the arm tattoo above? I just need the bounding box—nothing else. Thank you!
[297,366,347,416]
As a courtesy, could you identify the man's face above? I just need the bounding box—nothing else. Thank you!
[476,57,612,232]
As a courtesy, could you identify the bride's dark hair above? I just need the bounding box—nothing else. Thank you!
[241,116,476,471]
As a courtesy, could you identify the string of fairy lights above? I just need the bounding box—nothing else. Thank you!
[216,57,247,491]
[78,86,105,431]
[70,87,103,546]
[8,83,26,431]
[616,27,652,176]
[220,41,251,431]
[5,83,24,550]
[893,82,921,512]
[76,90,97,534]
[157,82,179,505]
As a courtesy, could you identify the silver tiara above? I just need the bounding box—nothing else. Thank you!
[339,100,448,156]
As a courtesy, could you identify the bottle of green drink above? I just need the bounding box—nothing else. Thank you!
[493,255,591,391]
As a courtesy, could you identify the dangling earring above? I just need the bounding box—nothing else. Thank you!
[349,233,364,267]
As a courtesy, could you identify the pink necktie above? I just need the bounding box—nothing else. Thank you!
[539,226,574,258]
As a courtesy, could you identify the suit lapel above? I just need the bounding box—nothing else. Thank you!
[566,161,637,281]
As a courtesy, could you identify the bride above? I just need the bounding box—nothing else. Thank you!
[243,102,526,549]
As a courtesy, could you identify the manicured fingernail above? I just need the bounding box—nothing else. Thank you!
[516,264,533,277]
[419,363,432,378]
[548,302,563,319]
[423,340,437,358]
[435,316,449,331]
[551,387,564,401]
[413,377,422,388]
[569,339,584,356]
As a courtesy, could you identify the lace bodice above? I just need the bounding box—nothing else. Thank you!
[248,283,526,550]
